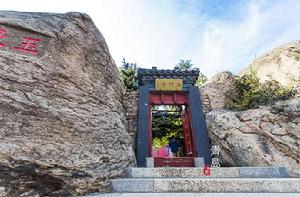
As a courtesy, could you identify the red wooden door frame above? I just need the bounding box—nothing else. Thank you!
[149,91,196,167]
[182,106,195,157]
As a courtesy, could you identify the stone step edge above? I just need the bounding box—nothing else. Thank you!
[125,167,289,178]
[111,178,300,193]
[111,177,300,181]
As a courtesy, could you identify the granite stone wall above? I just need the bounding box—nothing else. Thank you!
[123,91,139,152]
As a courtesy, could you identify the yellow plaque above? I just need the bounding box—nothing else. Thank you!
[155,79,183,91]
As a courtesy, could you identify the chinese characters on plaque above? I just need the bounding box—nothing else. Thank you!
[155,79,183,91]
[0,26,49,57]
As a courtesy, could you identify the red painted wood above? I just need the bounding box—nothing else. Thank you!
[149,91,196,167]
[186,106,195,156]
[149,92,188,105]
[182,107,195,157]
[154,157,194,167]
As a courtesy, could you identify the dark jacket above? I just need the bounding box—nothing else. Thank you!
[169,138,179,153]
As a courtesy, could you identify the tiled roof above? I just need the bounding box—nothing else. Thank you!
[138,67,199,86]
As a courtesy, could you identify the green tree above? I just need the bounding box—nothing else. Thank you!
[175,59,208,86]
[151,105,184,148]
[119,58,138,91]
[196,72,208,86]
[228,68,296,111]
[176,59,193,70]
[229,69,260,110]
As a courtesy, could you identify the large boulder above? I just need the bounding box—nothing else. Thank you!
[240,40,300,86]
[206,99,300,177]
[123,91,138,151]
[0,11,135,196]
[200,71,236,114]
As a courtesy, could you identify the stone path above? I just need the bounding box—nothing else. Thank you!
[86,167,300,196]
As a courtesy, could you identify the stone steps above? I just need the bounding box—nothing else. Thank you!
[125,167,289,178]
[85,167,300,196]
[111,177,300,193]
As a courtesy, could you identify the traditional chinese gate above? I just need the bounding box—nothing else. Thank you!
[137,67,212,167]
[149,92,195,167]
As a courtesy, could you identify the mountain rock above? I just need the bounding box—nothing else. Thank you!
[0,11,135,196]
[207,41,300,174]
[123,91,138,151]
[200,71,236,114]
[240,40,300,86]
[206,99,300,176]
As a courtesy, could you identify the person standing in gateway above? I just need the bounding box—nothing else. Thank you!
[169,136,179,157]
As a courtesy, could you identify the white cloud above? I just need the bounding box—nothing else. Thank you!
[1,0,205,69]
[90,0,205,69]
[195,0,300,77]
[1,0,300,77]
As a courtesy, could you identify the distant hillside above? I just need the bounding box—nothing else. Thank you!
[240,40,300,86]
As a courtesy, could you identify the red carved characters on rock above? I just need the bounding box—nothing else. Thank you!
[13,37,41,55]
[0,28,9,47]
[0,27,41,56]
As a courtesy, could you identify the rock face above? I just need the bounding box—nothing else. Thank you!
[240,40,300,86]
[206,99,300,177]
[123,91,138,151]
[0,11,135,196]
[200,71,236,114]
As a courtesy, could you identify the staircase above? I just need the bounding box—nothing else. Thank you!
[86,167,300,196]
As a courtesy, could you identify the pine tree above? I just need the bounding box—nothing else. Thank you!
[176,59,193,70]
[119,58,138,91]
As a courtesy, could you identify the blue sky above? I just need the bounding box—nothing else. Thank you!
[1,0,300,77]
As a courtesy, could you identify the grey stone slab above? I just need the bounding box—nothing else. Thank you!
[154,178,300,193]
[111,179,154,193]
[125,167,285,178]
[238,167,288,178]
[146,157,154,168]
[194,157,205,167]
[279,167,290,178]
[111,178,300,193]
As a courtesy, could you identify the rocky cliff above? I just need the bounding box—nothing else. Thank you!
[201,69,299,177]
[0,11,135,196]
[206,99,300,176]
[200,71,236,114]
[240,40,300,86]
